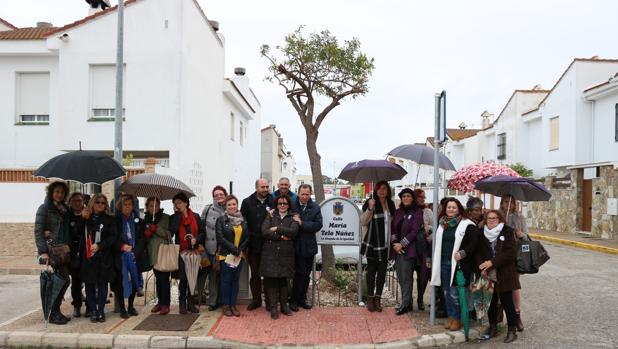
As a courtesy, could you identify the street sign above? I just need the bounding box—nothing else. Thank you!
[317,196,361,245]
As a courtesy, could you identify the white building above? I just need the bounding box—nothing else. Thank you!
[0,0,261,220]
[260,124,296,190]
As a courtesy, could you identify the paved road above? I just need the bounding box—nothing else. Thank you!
[0,275,40,325]
[448,242,618,349]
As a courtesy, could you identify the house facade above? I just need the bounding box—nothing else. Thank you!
[260,124,296,191]
[0,0,261,221]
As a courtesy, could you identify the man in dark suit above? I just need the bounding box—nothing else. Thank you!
[290,184,323,311]
[240,178,273,310]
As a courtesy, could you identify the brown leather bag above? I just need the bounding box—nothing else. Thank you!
[47,240,71,268]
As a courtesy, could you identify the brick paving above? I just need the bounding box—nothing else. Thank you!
[211,306,419,345]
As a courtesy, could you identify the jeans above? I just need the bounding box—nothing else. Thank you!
[440,262,460,320]
[86,281,108,314]
[220,259,243,306]
[366,258,388,297]
[154,269,171,306]
[292,255,314,306]
[395,255,415,307]
[197,254,219,306]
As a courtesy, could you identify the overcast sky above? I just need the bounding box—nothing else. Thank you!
[3,0,618,176]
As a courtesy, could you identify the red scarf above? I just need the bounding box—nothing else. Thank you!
[179,209,198,251]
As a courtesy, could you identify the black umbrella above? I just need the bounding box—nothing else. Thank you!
[474,175,551,202]
[387,144,456,186]
[34,150,126,184]
[338,159,407,183]
[40,269,68,328]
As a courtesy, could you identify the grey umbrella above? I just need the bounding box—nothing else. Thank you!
[118,173,195,200]
[387,144,456,185]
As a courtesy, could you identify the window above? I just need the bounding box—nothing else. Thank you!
[615,103,617,142]
[239,121,245,146]
[16,72,50,124]
[497,133,506,160]
[549,117,559,150]
[90,64,125,120]
[229,112,235,141]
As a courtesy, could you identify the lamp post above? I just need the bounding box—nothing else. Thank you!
[113,0,125,209]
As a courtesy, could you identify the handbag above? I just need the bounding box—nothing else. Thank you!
[517,237,550,274]
[154,233,179,272]
[47,240,71,268]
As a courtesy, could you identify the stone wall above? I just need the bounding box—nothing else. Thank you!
[591,166,618,239]
[527,166,618,239]
[0,223,37,257]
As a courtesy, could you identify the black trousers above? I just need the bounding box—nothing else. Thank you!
[154,269,171,306]
[366,258,387,297]
[291,255,314,306]
[52,265,70,314]
[248,252,264,304]
[488,290,517,327]
[265,277,288,308]
[69,267,85,309]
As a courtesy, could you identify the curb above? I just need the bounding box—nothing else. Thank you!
[0,330,467,348]
[529,233,618,256]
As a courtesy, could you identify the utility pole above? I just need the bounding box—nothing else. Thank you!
[113,0,125,209]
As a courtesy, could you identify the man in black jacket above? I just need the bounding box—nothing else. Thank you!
[240,178,273,310]
[290,184,323,311]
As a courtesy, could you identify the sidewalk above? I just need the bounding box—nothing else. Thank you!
[529,229,618,256]
[0,256,44,275]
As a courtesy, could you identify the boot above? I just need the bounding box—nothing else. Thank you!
[504,326,517,343]
[279,286,292,316]
[483,323,498,339]
[231,305,240,317]
[188,296,200,314]
[444,317,453,329]
[179,297,188,315]
[366,296,376,312]
[269,287,279,320]
[73,306,81,318]
[417,298,425,311]
[375,296,383,312]
[515,311,524,332]
[223,305,233,317]
[449,319,462,331]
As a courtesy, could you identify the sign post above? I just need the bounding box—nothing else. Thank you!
[313,196,363,305]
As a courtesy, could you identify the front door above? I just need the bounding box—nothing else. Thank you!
[582,179,592,232]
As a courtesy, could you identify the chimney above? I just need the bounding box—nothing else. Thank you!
[481,110,494,128]
[234,67,246,76]
[209,20,220,32]
[36,22,53,28]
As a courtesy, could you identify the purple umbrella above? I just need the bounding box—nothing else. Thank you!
[338,159,407,183]
[474,175,551,202]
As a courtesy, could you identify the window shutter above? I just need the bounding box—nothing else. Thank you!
[17,72,50,117]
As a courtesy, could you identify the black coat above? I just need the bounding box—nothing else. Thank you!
[456,224,480,287]
[260,212,299,278]
[115,214,149,273]
[34,198,70,255]
[78,213,117,283]
[215,215,249,257]
[476,224,521,292]
[294,199,323,258]
[240,193,274,254]
[68,213,85,259]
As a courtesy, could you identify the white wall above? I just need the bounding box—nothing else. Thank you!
[0,183,47,222]
[589,88,618,163]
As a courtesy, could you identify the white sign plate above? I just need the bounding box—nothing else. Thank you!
[317,196,361,245]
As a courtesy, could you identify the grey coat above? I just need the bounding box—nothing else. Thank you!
[34,198,70,255]
[201,203,225,255]
[260,212,299,278]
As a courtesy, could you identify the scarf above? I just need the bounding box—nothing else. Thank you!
[179,209,198,251]
[226,210,244,226]
[484,223,504,243]
[440,215,461,230]
[85,215,103,260]
[121,213,136,248]
[145,209,164,224]
[53,200,68,244]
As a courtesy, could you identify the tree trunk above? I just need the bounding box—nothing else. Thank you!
[305,128,335,280]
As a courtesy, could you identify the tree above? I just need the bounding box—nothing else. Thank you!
[262,27,374,277]
[509,163,533,178]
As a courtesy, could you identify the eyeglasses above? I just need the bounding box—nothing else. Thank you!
[277,202,289,206]
[95,200,107,205]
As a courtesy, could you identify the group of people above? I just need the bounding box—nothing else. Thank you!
[361,181,528,343]
[35,176,528,341]
[34,177,323,324]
